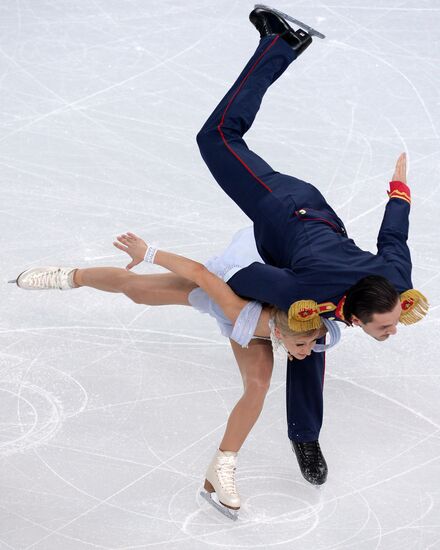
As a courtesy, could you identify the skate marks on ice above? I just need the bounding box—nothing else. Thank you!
[0,358,88,457]
[171,473,363,548]
[172,465,438,548]
[0,323,224,461]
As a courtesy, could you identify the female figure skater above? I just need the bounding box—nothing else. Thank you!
[12,227,340,518]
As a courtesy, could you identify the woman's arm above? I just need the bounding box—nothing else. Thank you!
[113,232,249,324]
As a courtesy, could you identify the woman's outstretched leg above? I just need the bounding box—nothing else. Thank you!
[73,267,131,293]
[74,268,197,306]
[73,268,196,305]
[15,262,197,306]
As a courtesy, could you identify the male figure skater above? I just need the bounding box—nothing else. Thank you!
[196,6,428,485]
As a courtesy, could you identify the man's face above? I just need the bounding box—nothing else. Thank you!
[352,299,402,341]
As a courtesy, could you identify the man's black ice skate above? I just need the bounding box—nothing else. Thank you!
[253,5,326,39]
[291,440,328,485]
[250,5,315,56]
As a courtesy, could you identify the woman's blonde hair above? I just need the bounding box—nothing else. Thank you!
[271,307,327,340]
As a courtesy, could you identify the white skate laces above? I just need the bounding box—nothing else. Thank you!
[202,449,240,517]
[215,453,238,496]
[14,267,77,290]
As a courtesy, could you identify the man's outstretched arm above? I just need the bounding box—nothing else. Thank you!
[376,153,413,287]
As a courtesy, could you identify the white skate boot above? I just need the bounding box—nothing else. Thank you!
[200,449,240,520]
[10,267,77,290]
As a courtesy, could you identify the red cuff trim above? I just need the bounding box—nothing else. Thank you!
[389,181,410,196]
[388,180,411,204]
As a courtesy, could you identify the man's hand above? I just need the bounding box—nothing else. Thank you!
[392,152,407,184]
[113,232,148,270]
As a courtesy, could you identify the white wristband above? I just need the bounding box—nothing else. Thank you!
[144,245,158,264]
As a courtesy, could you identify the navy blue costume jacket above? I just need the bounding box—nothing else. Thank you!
[229,197,412,315]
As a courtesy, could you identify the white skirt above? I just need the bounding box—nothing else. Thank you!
[205,226,263,282]
[188,226,263,337]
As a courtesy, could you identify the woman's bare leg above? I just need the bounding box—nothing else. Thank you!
[73,268,197,306]
[219,339,274,452]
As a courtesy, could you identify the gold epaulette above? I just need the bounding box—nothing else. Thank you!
[400,289,429,325]
[288,300,336,332]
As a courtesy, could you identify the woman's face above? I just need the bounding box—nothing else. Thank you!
[274,328,319,360]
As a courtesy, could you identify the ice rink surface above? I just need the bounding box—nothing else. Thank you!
[1,0,439,548]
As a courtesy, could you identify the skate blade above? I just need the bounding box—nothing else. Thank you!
[254,4,326,39]
[200,491,239,521]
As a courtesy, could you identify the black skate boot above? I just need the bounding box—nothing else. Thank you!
[249,6,313,56]
[291,440,328,485]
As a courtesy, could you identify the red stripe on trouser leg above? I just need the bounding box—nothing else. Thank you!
[217,36,281,193]
[217,127,273,192]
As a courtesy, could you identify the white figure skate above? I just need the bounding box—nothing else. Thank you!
[254,4,326,39]
[9,266,77,290]
[200,449,240,521]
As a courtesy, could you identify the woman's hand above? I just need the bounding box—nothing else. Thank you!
[392,152,407,184]
[113,232,148,270]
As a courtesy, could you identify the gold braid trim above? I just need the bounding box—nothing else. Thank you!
[399,289,429,325]
[288,300,336,332]
[389,190,411,204]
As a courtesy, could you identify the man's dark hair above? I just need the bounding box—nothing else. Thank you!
[343,275,400,324]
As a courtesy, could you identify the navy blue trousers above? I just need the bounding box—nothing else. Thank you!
[196,35,325,442]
